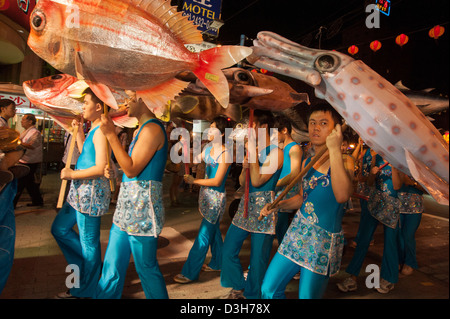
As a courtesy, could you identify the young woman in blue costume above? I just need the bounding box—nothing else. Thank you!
[52,89,111,298]
[94,91,168,299]
[273,115,302,245]
[174,117,232,284]
[221,110,284,299]
[260,104,354,299]
[392,167,424,277]
[337,153,401,294]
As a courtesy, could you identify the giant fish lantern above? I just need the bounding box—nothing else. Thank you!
[27,0,252,117]
[247,31,449,205]
[23,74,138,130]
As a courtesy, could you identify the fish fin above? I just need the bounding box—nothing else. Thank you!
[405,150,449,205]
[173,96,200,114]
[129,0,202,44]
[86,82,119,109]
[137,78,189,120]
[394,80,409,91]
[67,80,90,99]
[224,104,242,122]
[290,92,310,105]
[74,52,119,109]
[111,114,139,128]
[193,46,253,108]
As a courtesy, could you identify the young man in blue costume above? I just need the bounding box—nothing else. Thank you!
[52,89,111,299]
[273,115,302,245]
[174,116,232,284]
[221,110,284,299]
[95,91,168,299]
[260,104,354,299]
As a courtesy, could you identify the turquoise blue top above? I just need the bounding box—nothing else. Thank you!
[123,119,168,183]
[278,141,297,181]
[249,144,282,193]
[361,147,373,177]
[300,157,345,233]
[75,125,100,170]
[204,146,231,193]
[374,154,397,198]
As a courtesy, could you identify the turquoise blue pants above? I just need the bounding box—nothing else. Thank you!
[398,213,422,269]
[181,218,222,280]
[261,252,329,299]
[51,202,102,298]
[345,212,400,284]
[95,224,168,299]
[354,199,370,243]
[0,180,17,294]
[220,224,274,299]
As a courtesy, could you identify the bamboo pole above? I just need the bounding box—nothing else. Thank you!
[57,125,78,209]
[104,103,115,192]
[243,108,254,218]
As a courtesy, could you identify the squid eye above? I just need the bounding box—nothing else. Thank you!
[31,10,46,32]
[314,54,340,73]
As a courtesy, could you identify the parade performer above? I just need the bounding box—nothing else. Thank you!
[95,91,168,299]
[174,117,232,284]
[221,110,283,299]
[260,104,354,299]
[337,154,401,294]
[51,89,111,299]
[273,115,302,244]
[392,167,424,277]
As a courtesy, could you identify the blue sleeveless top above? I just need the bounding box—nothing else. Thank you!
[204,146,231,193]
[123,119,168,183]
[75,125,100,170]
[250,144,282,193]
[300,157,345,233]
[278,141,297,181]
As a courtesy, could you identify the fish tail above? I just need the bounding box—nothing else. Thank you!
[194,46,253,108]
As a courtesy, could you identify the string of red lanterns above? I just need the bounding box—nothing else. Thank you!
[347,24,445,55]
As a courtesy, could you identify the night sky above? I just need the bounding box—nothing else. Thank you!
[214,0,449,130]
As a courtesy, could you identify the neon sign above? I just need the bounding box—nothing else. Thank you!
[376,0,390,16]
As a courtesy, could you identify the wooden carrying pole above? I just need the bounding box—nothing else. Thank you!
[243,108,254,218]
[104,103,115,192]
[57,125,78,209]
[258,123,348,221]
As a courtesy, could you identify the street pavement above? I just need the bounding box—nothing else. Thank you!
[1,169,448,300]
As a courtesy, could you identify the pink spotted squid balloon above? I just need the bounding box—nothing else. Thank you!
[247,31,449,205]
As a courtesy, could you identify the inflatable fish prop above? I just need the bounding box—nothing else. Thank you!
[248,31,449,205]
[23,74,138,131]
[27,0,252,115]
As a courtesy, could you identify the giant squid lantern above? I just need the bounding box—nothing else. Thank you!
[429,25,445,39]
[370,40,382,52]
[348,45,359,56]
[395,33,409,47]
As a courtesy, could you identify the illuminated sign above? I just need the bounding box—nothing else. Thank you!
[0,93,33,108]
[376,0,390,16]
[182,0,222,37]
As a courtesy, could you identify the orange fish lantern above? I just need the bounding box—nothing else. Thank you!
[348,45,359,56]
[370,40,382,52]
[395,34,409,47]
[429,25,445,39]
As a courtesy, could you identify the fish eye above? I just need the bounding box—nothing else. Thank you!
[51,74,63,80]
[234,71,252,84]
[31,10,46,32]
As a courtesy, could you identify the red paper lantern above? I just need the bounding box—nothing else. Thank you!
[429,25,445,39]
[370,40,382,52]
[395,34,409,47]
[348,45,359,55]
